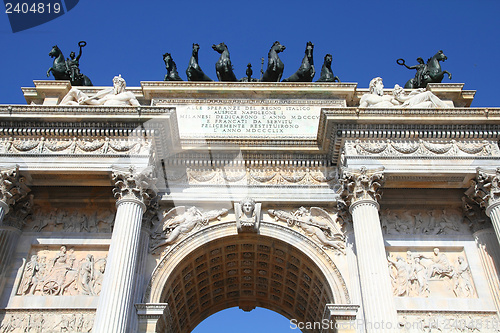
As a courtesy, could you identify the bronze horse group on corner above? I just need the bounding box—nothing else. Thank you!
[45,40,453,87]
[165,41,341,83]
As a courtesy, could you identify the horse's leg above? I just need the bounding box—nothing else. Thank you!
[404,79,415,89]
[443,71,452,80]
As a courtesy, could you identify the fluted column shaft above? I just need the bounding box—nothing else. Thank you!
[486,202,500,245]
[93,199,145,333]
[341,167,398,332]
[345,230,365,333]
[93,166,156,333]
[350,199,398,332]
[0,166,31,297]
[474,228,500,315]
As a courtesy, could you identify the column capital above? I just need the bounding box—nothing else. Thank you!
[0,165,31,212]
[340,166,385,208]
[467,167,500,214]
[111,165,158,209]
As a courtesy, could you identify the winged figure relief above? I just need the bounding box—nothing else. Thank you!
[268,207,345,253]
[150,206,228,252]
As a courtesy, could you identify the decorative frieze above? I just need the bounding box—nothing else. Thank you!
[344,139,497,157]
[164,165,338,187]
[25,207,115,233]
[380,208,470,235]
[16,245,107,296]
[0,136,152,156]
[387,248,475,298]
[0,310,95,333]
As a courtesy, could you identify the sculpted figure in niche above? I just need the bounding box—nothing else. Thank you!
[150,206,228,252]
[60,75,140,106]
[359,77,400,108]
[235,198,261,233]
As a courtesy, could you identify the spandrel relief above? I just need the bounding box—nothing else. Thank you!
[25,207,115,233]
[0,311,95,333]
[380,208,470,235]
[16,246,107,296]
[387,248,476,298]
[149,206,228,253]
[268,206,345,254]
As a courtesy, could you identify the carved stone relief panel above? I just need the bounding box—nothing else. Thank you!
[387,247,476,298]
[0,310,95,333]
[398,312,500,333]
[24,207,115,233]
[380,208,471,235]
[344,139,499,157]
[16,245,107,297]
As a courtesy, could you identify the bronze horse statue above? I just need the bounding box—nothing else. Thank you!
[163,53,183,81]
[317,54,340,83]
[46,45,92,86]
[399,50,452,89]
[282,41,315,82]
[261,41,286,82]
[212,42,237,82]
[186,43,212,81]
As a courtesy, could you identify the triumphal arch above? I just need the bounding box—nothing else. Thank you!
[1,76,500,333]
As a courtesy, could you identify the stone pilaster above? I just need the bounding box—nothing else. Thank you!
[0,165,31,296]
[467,168,500,247]
[341,167,398,332]
[93,166,157,333]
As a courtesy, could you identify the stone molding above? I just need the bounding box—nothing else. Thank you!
[341,166,384,207]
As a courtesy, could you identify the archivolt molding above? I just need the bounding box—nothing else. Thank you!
[145,220,350,305]
[344,139,498,158]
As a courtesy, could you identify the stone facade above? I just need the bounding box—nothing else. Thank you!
[0,80,499,333]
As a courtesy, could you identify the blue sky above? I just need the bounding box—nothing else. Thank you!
[1,1,499,332]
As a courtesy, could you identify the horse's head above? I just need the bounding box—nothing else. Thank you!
[192,43,200,54]
[49,45,61,58]
[324,54,332,66]
[271,41,286,53]
[430,50,447,63]
[163,53,173,68]
[305,41,314,55]
[212,42,227,54]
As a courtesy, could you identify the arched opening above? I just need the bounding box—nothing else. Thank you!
[158,235,335,333]
[192,307,293,332]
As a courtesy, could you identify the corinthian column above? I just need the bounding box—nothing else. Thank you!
[467,168,500,246]
[0,165,31,296]
[341,167,398,332]
[93,166,157,333]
